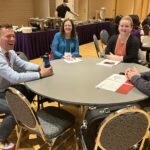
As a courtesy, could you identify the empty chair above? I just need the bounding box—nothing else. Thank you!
[5,87,77,150]
[93,34,101,58]
[94,106,150,150]
[100,29,109,49]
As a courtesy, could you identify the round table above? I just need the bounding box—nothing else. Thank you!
[25,58,149,106]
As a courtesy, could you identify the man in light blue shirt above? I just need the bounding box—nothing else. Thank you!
[0,24,53,149]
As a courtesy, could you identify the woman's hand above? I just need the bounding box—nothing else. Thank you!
[63,52,72,59]
[105,53,123,61]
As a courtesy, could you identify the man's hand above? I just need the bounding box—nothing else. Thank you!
[40,66,53,78]
[125,67,140,80]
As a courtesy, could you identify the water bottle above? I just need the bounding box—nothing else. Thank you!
[43,53,50,68]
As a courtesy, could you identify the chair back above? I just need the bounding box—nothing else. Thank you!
[14,52,29,72]
[100,29,109,45]
[6,87,77,149]
[5,87,39,130]
[94,107,150,150]
[16,51,29,61]
[93,34,101,58]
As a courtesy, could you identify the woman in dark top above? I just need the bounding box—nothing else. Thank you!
[105,16,140,63]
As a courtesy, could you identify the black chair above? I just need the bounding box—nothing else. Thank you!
[5,87,77,150]
[100,29,109,46]
[13,51,29,73]
[93,106,150,150]
[93,34,101,58]
[93,34,105,57]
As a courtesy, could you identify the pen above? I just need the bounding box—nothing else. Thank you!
[119,72,125,75]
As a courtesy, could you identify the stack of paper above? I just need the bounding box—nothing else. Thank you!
[96,59,120,67]
[96,74,134,94]
[64,57,82,63]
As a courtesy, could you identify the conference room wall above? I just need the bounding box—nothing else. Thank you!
[0,0,150,26]
[0,0,34,26]
[88,0,150,21]
[0,0,51,26]
[33,0,50,18]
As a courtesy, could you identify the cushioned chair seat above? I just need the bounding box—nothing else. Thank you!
[36,106,75,139]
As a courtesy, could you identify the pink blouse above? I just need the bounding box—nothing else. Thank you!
[115,38,126,56]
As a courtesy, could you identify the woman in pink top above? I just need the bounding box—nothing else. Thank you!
[105,16,140,63]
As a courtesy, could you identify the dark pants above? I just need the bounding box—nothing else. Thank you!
[11,84,35,103]
[0,84,35,142]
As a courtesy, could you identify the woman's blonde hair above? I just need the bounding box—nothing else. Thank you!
[120,16,133,27]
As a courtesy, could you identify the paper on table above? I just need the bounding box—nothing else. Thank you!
[96,59,120,67]
[96,74,134,94]
[64,57,83,63]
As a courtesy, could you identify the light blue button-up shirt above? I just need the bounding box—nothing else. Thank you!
[0,48,40,92]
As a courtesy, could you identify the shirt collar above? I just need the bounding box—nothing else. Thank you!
[0,47,8,55]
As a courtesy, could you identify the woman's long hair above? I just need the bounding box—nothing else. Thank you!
[60,18,77,39]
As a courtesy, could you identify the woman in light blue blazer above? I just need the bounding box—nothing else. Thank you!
[51,18,80,59]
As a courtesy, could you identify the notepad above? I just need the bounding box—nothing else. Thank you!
[96,59,120,67]
[64,57,83,63]
[96,74,134,94]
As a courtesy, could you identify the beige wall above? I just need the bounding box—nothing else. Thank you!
[78,0,88,21]
[49,0,56,17]
[116,0,134,16]
[133,0,150,21]
[1,0,150,26]
[0,0,51,26]
[0,0,34,26]
[33,0,50,18]
[88,0,116,19]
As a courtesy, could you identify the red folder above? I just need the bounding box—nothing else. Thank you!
[116,81,134,94]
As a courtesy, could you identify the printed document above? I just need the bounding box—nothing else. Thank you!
[96,59,120,67]
[96,74,134,94]
[64,57,82,63]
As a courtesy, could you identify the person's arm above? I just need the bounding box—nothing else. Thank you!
[141,71,150,80]
[51,33,64,59]
[71,36,79,56]
[55,11,58,17]
[123,35,139,63]
[12,50,40,72]
[70,10,79,17]
[39,64,53,78]
[0,51,53,84]
[0,57,40,84]
[131,75,150,96]
[105,35,117,55]
[66,6,79,17]
[125,67,150,96]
